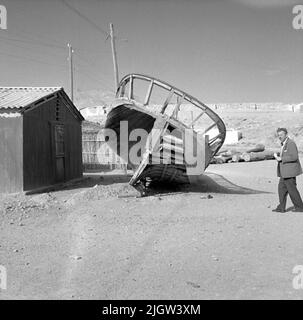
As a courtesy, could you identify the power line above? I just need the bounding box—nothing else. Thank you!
[0,50,114,94]
[0,50,66,67]
[74,52,113,78]
[9,26,67,48]
[75,61,116,91]
[0,35,66,50]
[74,52,98,69]
[60,0,109,38]
[0,46,114,90]
[1,40,67,61]
[74,66,115,93]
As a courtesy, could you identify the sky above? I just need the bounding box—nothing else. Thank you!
[0,0,302,103]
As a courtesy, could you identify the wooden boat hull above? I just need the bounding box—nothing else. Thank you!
[105,103,208,186]
[104,74,226,188]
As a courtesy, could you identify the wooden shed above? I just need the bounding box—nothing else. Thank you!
[0,87,84,193]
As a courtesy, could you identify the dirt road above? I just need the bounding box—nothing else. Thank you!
[1,159,303,299]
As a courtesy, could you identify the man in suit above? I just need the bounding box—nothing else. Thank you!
[272,128,303,213]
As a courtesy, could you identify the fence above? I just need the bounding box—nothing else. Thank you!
[82,131,127,172]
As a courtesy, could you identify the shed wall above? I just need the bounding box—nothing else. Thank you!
[0,116,23,193]
[23,95,82,191]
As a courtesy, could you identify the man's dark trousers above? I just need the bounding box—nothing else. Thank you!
[276,138,303,210]
[278,177,303,210]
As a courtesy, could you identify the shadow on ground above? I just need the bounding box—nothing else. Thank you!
[190,172,270,194]
[26,172,133,195]
[136,172,271,197]
[26,170,270,197]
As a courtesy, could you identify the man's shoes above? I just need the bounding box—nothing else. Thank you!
[272,208,286,213]
[291,207,303,212]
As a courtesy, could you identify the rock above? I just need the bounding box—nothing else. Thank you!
[31,193,54,206]
[70,255,82,260]
[186,281,201,289]
[207,195,213,199]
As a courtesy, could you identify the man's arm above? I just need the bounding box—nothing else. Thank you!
[281,140,299,163]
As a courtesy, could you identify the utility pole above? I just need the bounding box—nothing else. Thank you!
[110,23,119,91]
[67,43,74,102]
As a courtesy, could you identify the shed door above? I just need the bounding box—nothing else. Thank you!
[54,124,65,182]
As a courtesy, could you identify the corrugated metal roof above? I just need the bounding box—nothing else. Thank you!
[0,87,62,110]
[0,113,21,118]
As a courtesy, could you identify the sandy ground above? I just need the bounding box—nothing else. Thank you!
[1,158,303,300]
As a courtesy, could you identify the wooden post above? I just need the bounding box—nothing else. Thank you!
[110,23,119,91]
[67,43,74,102]
[190,111,194,128]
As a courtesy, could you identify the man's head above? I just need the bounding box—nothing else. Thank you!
[277,128,288,143]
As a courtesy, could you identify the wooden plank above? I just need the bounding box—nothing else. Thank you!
[129,117,168,185]
[172,94,184,118]
[128,76,134,100]
[119,82,126,97]
[144,80,154,105]
[161,142,184,155]
[161,89,174,114]
[151,153,185,163]
[189,110,205,128]
[162,134,183,146]
[203,121,217,135]
[209,133,221,145]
